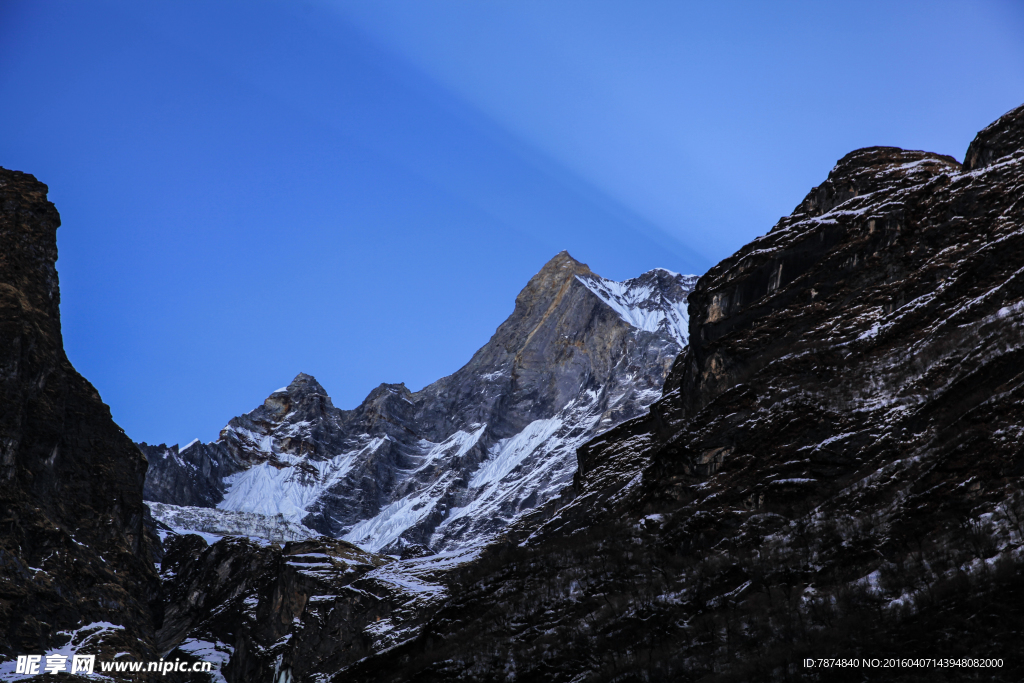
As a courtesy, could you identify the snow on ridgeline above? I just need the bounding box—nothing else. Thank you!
[577,269,697,348]
[427,390,605,551]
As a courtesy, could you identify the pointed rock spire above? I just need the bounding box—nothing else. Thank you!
[263,373,334,416]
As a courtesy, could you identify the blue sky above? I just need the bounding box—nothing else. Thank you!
[1,1,1022,445]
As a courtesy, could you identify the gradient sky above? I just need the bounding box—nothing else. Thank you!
[1,1,1022,445]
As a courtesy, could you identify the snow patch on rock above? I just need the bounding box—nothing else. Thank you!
[577,271,695,347]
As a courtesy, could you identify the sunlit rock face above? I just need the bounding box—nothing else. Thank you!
[0,168,161,669]
[144,252,697,553]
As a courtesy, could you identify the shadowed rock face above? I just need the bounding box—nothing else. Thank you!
[155,534,399,683]
[145,252,697,553]
[0,169,160,667]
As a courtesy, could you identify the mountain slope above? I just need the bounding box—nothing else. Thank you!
[144,252,697,552]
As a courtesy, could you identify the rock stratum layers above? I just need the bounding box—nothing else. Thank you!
[144,254,697,553]
[0,169,160,672]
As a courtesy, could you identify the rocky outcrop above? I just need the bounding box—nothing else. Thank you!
[145,254,697,553]
[140,442,234,510]
[0,169,160,672]
[302,104,1024,681]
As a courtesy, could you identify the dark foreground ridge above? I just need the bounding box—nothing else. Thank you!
[0,169,161,673]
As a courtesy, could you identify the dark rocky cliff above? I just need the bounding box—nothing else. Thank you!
[0,169,160,670]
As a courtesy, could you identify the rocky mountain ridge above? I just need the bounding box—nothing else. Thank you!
[144,254,698,553]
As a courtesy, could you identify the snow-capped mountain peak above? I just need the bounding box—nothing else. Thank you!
[144,252,698,553]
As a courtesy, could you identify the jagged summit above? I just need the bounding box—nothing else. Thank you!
[502,251,594,345]
[525,249,593,282]
[577,267,697,347]
[144,253,699,553]
[499,251,695,351]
